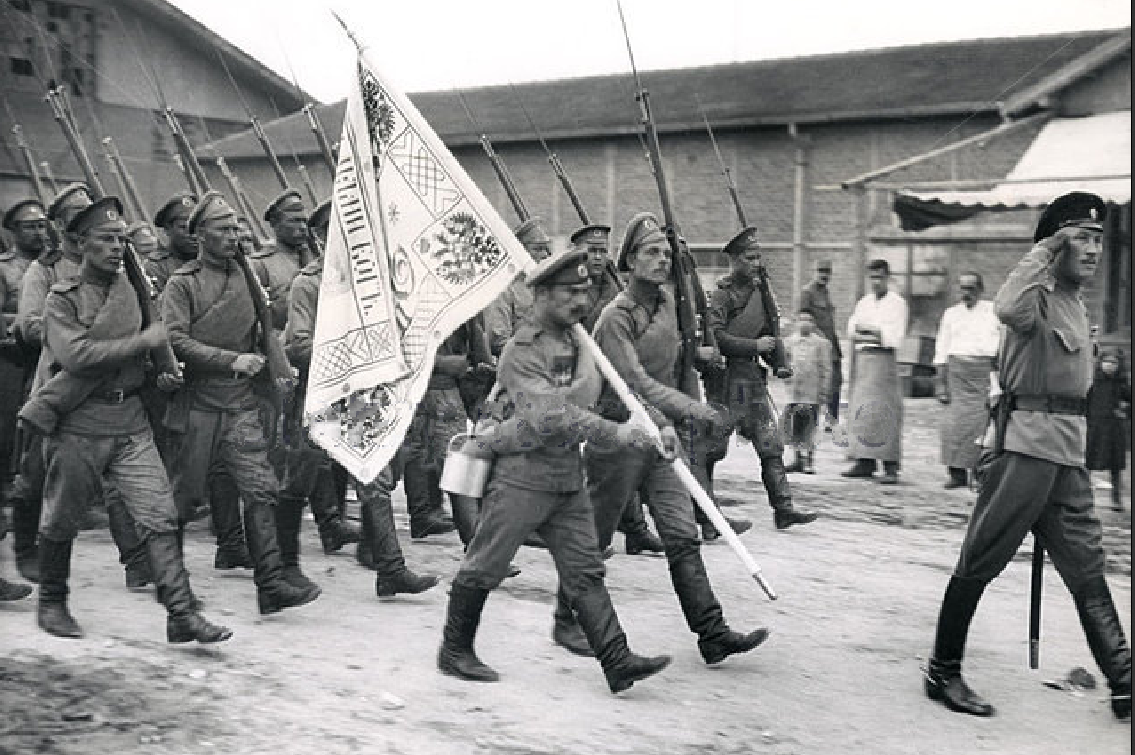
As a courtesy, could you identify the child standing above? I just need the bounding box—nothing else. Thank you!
[1086,349,1131,512]
[784,307,832,474]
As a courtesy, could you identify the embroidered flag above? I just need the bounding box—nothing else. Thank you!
[305,51,533,484]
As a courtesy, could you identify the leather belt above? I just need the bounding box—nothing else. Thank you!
[1010,394,1087,416]
[89,388,139,404]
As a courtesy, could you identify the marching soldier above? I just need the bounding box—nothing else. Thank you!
[12,184,153,588]
[146,192,199,296]
[253,189,315,334]
[706,227,817,530]
[31,196,230,644]
[572,222,664,558]
[554,213,770,667]
[482,217,553,356]
[926,192,1130,720]
[285,200,437,597]
[126,221,161,263]
[438,247,671,693]
[161,191,320,615]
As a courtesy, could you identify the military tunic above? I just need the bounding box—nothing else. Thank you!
[482,274,535,356]
[456,322,621,591]
[144,245,197,298]
[161,256,279,526]
[955,242,1106,592]
[37,270,178,542]
[251,241,311,333]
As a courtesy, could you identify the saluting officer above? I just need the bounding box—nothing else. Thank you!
[32,196,230,644]
[925,192,1130,720]
[438,247,671,693]
[161,191,320,615]
[706,227,817,530]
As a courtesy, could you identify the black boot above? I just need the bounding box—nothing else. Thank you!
[763,457,816,529]
[310,469,361,554]
[625,528,665,556]
[147,532,232,644]
[212,472,252,569]
[10,493,41,583]
[0,576,33,601]
[107,497,152,590]
[1111,470,1124,512]
[449,493,481,548]
[571,581,670,693]
[925,576,994,716]
[376,569,439,597]
[244,501,321,615]
[841,459,876,478]
[944,468,968,489]
[36,538,82,638]
[437,583,499,682]
[668,547,768,664]
[276,496,320,592]
[551,587,595,657]
[356,497,376,570]
[1073,576,1132,720]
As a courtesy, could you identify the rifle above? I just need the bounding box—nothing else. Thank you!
[279,43,337,179]
[509,85,623,293]
[615,0,709,399]
[214,153,270,240]
[102,136,150,223]
[10,126,49,205]
[698,103,790,377]
[39,161,60,195]
[44,87,172,366]
[456,90,529,222]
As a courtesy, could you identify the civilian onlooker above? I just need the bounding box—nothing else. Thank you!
[799,259,841,427]
[783,307,832,474]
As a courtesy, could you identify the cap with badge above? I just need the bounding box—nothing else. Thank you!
[2,199,47,231]
[816,259,832,273]
[66,196,125,236]
[264,189,304,223]
[1034,191,1107,242]
[722,226,760,257]
[307,199,332,233]
[153,192,198,229]
[188,191,236,234]
[569,224,611,249]
[527,248,592,288]
[616,212,667,271]
[46,183,92,223]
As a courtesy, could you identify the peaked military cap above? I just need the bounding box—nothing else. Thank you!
[153,192,198,228]
[616,212,667,271]
[46,183,92,222]
[264,189,304,223]
[722,226,760,257]
[1033,191,1107,242]
[188,191,236,234]
[569,224,611,248]
[66,196,125,236]
[527,247,591,288]
[513,217,551,248]
[3,199,47,231]
[815,259,832,272]
[308,199,332,233]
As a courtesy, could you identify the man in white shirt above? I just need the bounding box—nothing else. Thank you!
[842,259,908,484]
[933,273,1002,488]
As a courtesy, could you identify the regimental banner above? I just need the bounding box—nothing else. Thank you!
[306,53,534,484]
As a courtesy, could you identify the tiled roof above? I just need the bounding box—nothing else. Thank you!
[208,28,1127,159]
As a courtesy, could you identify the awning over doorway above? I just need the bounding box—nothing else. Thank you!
[894,110,1131,230]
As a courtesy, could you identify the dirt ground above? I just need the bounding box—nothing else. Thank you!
[1,397,1130,755]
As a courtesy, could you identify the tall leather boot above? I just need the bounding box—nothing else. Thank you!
[572,581,671,693]
[106,493,152,590]
[212,472,252,569]
[1073,576,1132,719]
[10,492,41,583]
[764,457,817,530]
[0,575,33,601]
[310,467,360,554]
[450,493,481,548]
[669,547,769,664]
[551,586,594,657]
[695,502,752,542]
[276,495,320,592]
[1111,470,1124,512]
[146,532,232,644]
[243,501,321,615]
[367,494,437,597]
[356,496,376,570]
[926,575,994,716]
[36,537,82,638]
[437,582,499,682]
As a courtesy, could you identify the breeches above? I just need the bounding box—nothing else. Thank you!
[955,451,1107,595]
[41,428,177,542]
